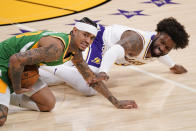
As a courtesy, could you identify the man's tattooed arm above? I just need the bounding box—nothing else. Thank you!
[71,51,119,106]
[91,82,137,109]
[0,104,8,126]
[72,49,137,109]
[71,50,95,84]
[9,36,64,94]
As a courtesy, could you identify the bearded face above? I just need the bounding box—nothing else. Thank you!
[150,33,175,57]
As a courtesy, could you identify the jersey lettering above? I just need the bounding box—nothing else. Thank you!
[91,57,101,64]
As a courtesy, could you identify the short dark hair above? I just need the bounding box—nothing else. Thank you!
[79,17,98,28]
[156,17,189,49]
[70,17,98,34]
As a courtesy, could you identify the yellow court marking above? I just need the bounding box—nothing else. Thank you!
[0,0,110,26]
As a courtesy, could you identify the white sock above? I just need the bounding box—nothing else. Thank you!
[10,93,40,111]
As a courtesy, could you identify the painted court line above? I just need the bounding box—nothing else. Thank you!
[127,66,196,93]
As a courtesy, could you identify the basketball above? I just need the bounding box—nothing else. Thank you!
[8,65,39,88]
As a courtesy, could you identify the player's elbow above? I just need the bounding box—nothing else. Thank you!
[9,54,23,67]
[9,54,17,64]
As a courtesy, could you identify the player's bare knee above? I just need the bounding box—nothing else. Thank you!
[39,96,56,112]
[0,104,8,126]
[47,96,56,111]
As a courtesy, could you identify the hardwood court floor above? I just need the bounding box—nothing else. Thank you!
[1,0,196,130]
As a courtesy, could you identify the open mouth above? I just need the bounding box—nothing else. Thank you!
[81,42,88,49]
[151,46,163,57]
[153,47,164,56]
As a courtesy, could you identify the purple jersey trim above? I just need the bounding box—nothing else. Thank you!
[86,25,105,68]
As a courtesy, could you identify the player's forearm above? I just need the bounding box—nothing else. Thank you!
[71,50,96,84]
[73,60,95,83]
[99,44,125,74]
[158,54,175,68]
[91,81,120,108]
[72,56,121,107]
[9,55,24,91]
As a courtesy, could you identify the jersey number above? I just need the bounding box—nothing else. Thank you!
[16,31,43,38]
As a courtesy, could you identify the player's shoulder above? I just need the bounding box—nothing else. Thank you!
[41,31,69,42]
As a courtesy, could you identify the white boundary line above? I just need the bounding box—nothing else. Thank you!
[127,66,196,93]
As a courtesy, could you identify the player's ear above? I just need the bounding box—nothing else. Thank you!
[72,27,78,36]
[156,32,161,37]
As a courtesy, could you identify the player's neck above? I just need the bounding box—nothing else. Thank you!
[68,40,79,55]
[146,49,152,58]
[146,35,157,58]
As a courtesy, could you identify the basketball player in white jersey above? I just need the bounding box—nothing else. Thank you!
[40,17,189,97]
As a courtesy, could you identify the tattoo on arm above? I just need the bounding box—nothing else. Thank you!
[91,82,119,107]
[15,45,60,64]
[9,43,62,91]
[75,61,94,80]
[72,51,94,82]
[9,64,24,91]
[71,48,119,107]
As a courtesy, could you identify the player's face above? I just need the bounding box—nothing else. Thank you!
[150,33,175,57]
[73,27,95,51]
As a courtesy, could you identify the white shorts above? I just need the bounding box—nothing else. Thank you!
[39,64,98,96]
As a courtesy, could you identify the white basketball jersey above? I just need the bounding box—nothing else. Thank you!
[103,24,157,65]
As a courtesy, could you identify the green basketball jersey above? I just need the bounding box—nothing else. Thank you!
[0,30,73,93]
[0,30,73,66]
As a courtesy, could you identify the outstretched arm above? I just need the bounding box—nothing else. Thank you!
[91,82,137,109]
[72,47,137,109]
[71,51,95,84]
[9,36,64,94]
[99,44,125,74]
[158,55,187,74]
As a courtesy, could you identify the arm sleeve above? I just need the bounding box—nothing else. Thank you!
[99,44,125,73]
[157,54,175,68]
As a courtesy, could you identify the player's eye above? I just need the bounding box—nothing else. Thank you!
[83,33,88,37]
[91,36,95,41]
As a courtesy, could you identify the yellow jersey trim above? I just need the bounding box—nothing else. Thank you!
[31,42,39,49]
[62,35,72,63]
[50,35,68,63]
[85,47,90,61]
[0,79,7,94]
[143,39,152,59]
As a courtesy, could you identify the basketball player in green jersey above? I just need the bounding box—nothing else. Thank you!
[0,17,100,126]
